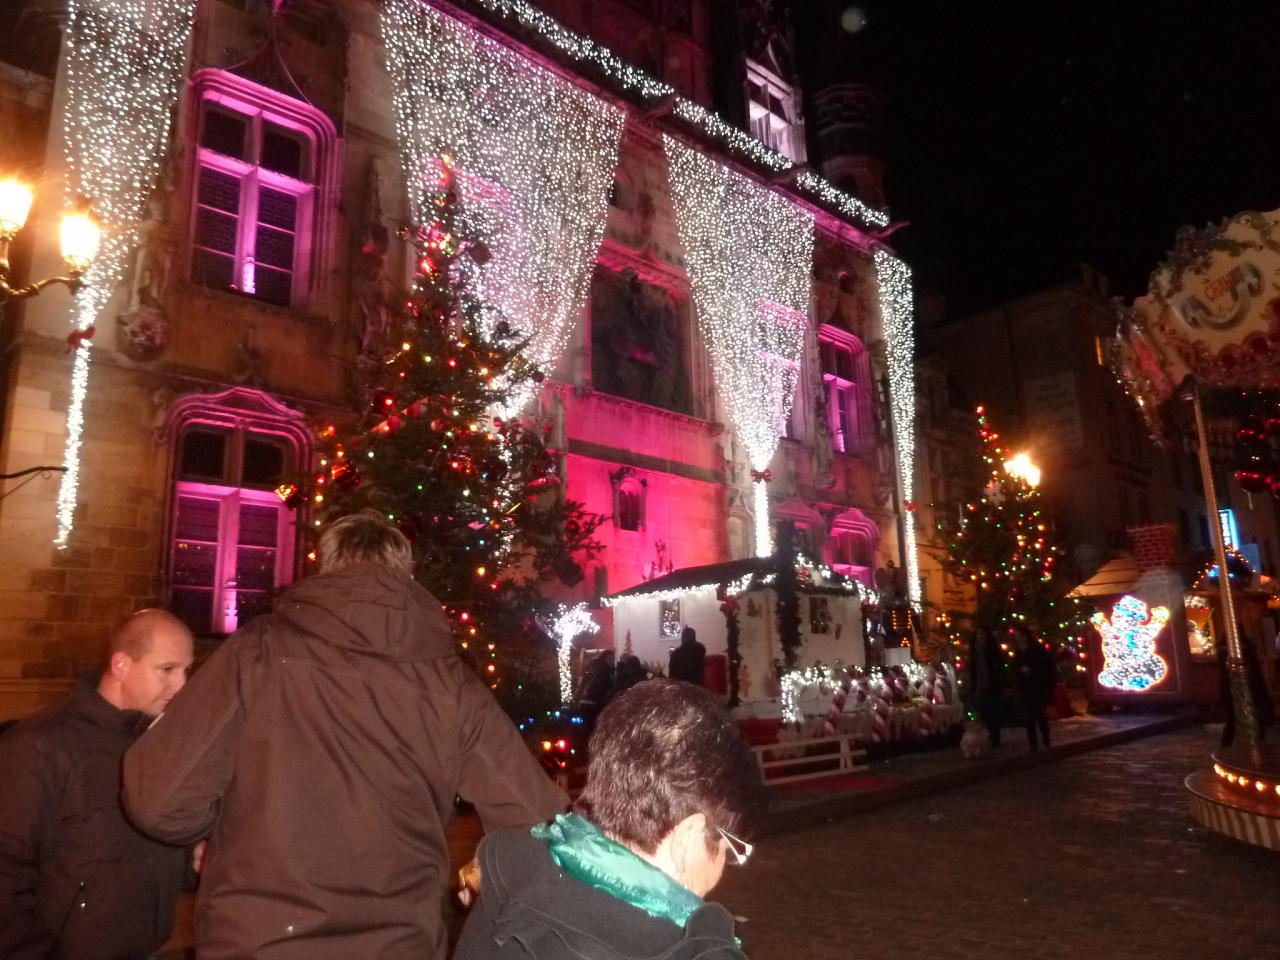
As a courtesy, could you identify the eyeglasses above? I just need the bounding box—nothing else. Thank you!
[716,826,753,866]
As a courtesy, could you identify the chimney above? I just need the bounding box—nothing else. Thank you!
[1126,523,1176,573]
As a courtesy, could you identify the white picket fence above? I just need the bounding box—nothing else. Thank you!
[751,733,869,786]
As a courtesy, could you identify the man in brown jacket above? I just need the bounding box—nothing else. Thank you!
[122,511,568,960]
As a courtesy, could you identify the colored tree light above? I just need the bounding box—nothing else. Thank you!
[1092,595,1169,691]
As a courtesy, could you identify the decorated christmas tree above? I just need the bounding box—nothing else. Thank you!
[936,406,1091,665]
[297,155,604,708]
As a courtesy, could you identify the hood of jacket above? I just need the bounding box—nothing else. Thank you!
[457,827,742,960]
[273,563,455,663]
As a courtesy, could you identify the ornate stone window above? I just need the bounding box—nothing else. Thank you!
[819,325,871,453]
[164,388,310,636]
[590,266,691,414]
[827,507,879,587]
[188,69,339,308]
[610,467,647,532]
[745,58,806,163]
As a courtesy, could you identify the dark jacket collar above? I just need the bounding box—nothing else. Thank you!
[473,827,740,960]
[71,672,147,736]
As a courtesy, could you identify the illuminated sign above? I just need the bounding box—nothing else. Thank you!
[1091,595,1170,692]
[1219,508,1239,550]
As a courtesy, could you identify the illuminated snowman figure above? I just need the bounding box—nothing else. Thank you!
[1092,595,1170,691]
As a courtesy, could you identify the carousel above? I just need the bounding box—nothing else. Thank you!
[1112,206,1280,850]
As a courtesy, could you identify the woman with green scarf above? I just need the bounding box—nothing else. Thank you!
[455,679,766,959]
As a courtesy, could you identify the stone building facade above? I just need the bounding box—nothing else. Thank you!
[0,0,910,718]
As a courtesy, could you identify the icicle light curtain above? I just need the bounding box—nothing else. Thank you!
[663,136,814,556]
[380,0,624,412]
[56,0,196,546]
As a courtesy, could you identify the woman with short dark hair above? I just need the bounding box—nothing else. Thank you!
[456,680,765,960]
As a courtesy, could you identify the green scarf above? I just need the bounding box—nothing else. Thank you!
[532,813,705,929]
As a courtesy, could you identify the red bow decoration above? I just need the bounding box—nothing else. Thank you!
[904,500,918,512]
[66,325,95,353]
[750,469,773,483]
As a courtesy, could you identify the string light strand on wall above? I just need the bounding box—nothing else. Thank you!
[380,0,623,415]
[874,249,920,605]
[663,135,813,557]
[458,0,888,230]
[55,0,196,547]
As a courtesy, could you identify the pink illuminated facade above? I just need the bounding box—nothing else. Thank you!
[0,0,911,717]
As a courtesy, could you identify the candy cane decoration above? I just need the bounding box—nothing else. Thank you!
[820,669,853,737]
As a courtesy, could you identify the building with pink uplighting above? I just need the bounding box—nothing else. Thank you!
[0,0,916,718]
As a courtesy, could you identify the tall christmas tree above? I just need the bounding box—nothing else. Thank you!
[936,406,1090,664]
[300,155,604,707]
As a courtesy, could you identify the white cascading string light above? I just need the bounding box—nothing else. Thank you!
[663,136,813,557]
[874,248,920,605]
[547,602,598,706]
[380,0,623,415]
[458,0,888,231]
[55,0,195,547]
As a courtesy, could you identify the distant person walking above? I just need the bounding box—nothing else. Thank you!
[668,627,706,687]
[1013,625,1058,751]
[122,511,566,960]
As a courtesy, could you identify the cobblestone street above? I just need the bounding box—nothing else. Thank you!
[717,725,1280,960]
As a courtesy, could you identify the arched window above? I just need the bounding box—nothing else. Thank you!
[610,467,647,532]
[165,388,310,636]
[827,508,880,587]
[188,69,339,309]
[618,486,642,531]
[819,325,872,453]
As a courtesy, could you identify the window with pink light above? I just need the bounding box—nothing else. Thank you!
[819,326,871,454]
[170,422,299,636]
[827,511,878,587]
[188,71,337,308]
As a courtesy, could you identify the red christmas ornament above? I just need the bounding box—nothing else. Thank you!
[1237,469,1270,494]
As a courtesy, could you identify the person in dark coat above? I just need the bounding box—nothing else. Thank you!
[614,652,649,694]
[456,680,765,960]
[1013,625,1058,750]
[0,609,194,960]
[122,511,567,960]
[668,626,706,687]
[968,627,1004,747]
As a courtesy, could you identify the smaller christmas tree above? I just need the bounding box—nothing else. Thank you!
[301,155,603,711]
[936,406,1091,666]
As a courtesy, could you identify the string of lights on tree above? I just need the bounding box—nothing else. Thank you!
[663,135,813,557]
[873,249,920,604]
[459,0,888,230]
[296,155,603,699]
[380,0,623,415]
[55,0,195,547]
[936,406,1092,662]
[544,602,598,706]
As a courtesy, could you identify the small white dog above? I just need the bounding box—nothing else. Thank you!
[960,721,987,760]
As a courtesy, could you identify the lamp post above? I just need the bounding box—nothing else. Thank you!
[0,177,101,303]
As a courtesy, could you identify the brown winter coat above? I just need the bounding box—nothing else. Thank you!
[122,563,567,960]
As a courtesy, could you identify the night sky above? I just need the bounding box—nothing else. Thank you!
[792,1,1280,318]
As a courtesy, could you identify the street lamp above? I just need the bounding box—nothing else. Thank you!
[0,177,101,303]
[1004,451,1042,488]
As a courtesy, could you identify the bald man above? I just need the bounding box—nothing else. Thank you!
[0,610,194,960]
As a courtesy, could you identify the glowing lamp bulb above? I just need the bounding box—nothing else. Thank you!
[0,178,34,236]
[59,204,101,272]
